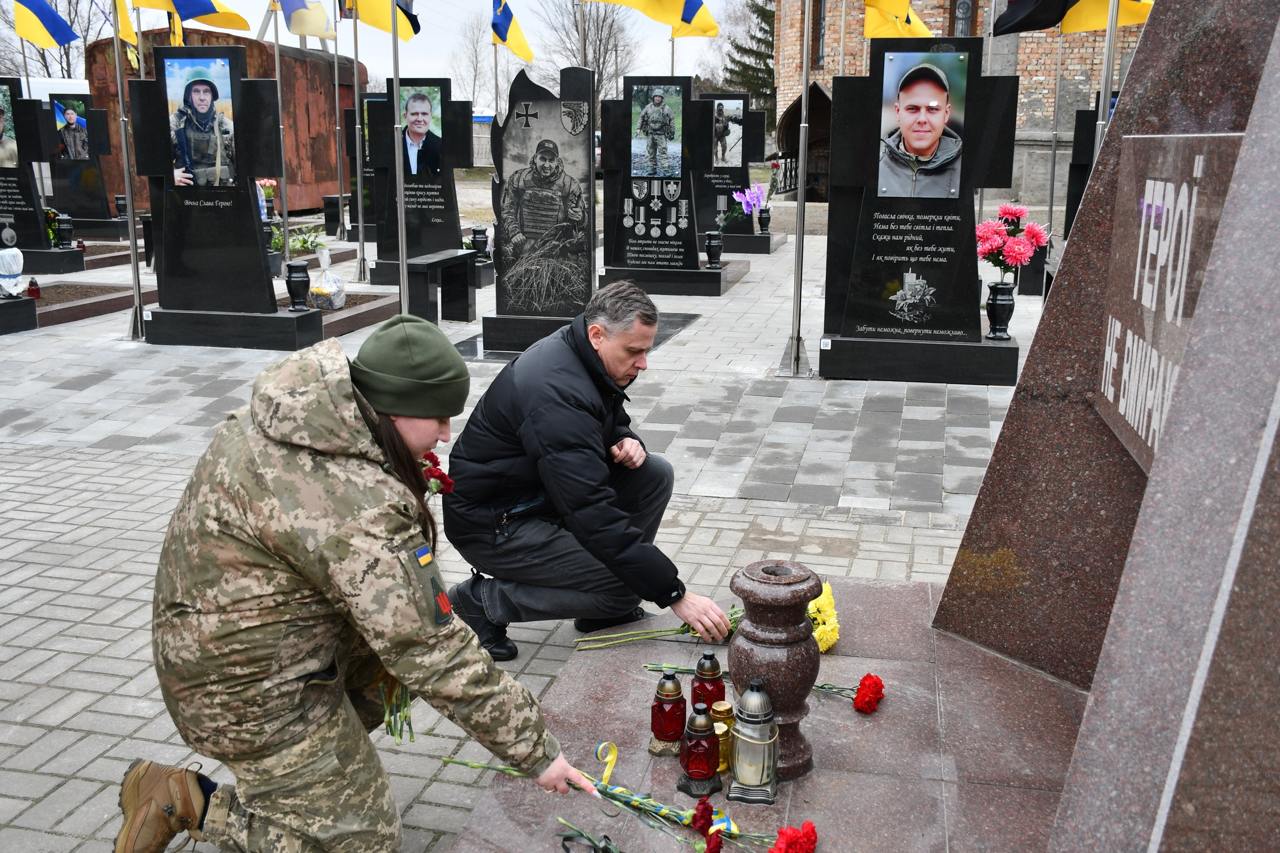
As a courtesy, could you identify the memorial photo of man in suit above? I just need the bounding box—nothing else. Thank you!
[878,60,964,199]
[401,90,442,178]
[56,100,89,161]
[165,61,236,188]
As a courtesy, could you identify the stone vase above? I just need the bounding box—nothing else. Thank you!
[704,231,724,270]
[985,277,1016,340]
[727,559,822,780]
[757,208,771,234]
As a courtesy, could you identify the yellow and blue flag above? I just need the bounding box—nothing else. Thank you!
[14,0,79,49]
[414,544,433,567]
[588,0,719,38]
[134,0,250,32]
[280,0,336,38]
[492,0,533,63]
[865,0,933,37]
[113,0,138,45]
[345,0,415,40]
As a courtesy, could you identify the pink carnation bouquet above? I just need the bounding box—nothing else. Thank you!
[975,204,1049,281]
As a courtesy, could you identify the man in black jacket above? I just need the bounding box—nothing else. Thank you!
[443,282,730,660]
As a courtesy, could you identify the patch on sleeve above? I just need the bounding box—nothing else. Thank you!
[413,543,433,567]
[429,574,453,625]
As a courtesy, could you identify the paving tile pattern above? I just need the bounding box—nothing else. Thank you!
[0,236,1041,849]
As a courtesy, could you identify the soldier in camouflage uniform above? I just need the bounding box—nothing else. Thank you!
[115,316,592,853]
[169,73,235,187]
[637,89,676,176]
[499,138,585,262]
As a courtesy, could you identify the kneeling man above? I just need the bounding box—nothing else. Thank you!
[444,281,729,660]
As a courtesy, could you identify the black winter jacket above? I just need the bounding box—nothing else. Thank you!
[442,316,685,607]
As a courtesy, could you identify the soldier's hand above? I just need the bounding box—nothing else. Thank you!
[610,438,646,469]
[535,754,597,796]
[672,592,731,642]
[173,168,193,187]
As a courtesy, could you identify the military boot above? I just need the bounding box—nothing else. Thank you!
[449,575,519,661]
[114,759,206,853]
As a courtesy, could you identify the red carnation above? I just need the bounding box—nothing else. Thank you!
[704,833,723,853]
[692,797,713,835]
[422,451,441,467]
[770,161,780,170]
[854,673,885,714]
[768,820,818,853]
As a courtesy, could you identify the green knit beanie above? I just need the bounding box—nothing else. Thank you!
[349,315,470,418]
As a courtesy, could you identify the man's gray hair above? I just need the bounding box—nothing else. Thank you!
[584,281,658,333]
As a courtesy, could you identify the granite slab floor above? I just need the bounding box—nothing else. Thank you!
[0,236,1046,849]
[452,578,1087,853]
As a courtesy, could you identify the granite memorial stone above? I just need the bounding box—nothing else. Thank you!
[482,67,595,352]
[599,76,748,296]
[693,93,782,254]
[819,37,1019,384]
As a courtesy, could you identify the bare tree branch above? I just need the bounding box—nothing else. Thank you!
[532,0,638,109]
[449,11,491,110]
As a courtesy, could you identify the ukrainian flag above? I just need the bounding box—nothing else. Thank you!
[492,0,533,63]
[114,0,138,45]
[865,0,933,37]
[347,0,415,40]
[280,0,336,38]
[589,0,719,38]
[14,0,79,49]
[133,0,250,32]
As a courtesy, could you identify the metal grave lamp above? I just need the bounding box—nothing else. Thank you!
[727,678,779,804]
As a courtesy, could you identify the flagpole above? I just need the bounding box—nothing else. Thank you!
[135,8,145,78]
[332,0,347,241]
[493,42,500,122]
[576,1,587,66]
[390,0,409,312]
[837,0,847,76]
[19,47,44,208]
[1093,0,1120,163]
[669,36,675,75]
[111,0,146,340]
[787,0,812,376]
[1046,27,1063,240]
[271,3,291,263]
[352,0,367,280]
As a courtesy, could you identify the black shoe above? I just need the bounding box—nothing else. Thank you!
[574,607,649,634]
[448,576,519,661]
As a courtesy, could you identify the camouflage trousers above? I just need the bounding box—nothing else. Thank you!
[199,653,401,851]
[646,134,669,175]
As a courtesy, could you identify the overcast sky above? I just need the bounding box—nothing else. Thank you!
[137,0,731,109]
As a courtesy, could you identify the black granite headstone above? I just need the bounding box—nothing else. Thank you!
[130,47,318,349]
[599,76,748,295]
[367,80,472,284]
[481,68,594,352]
[47,92,114,231]
[343,93,384,243]
[819,38,1019,384]
[693,93,781,254]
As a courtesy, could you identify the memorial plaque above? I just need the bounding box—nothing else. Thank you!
[0,77,49,250]
[1094,135,1242,473]
[694,93,753,236]
[49,92,112,221]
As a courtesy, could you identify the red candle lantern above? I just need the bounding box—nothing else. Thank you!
[677,702,722,797]
[649,669,686,756]
[692,651,726,709]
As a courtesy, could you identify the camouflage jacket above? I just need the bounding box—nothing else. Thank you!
[152,339,559,775]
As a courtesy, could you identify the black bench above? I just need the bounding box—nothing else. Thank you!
[404,248,478,323]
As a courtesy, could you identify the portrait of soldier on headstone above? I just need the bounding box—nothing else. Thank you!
[55,99,89,161]
[164,58,236,187]
[400,88,442,178]
[0,89,18,169]
[500,137,588,313]
[632,85,681,178]
[712,99,744,167]
[878,58,965,199]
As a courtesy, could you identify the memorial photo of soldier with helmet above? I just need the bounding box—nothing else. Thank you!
[712,98,744,167]
[0,82,20,169]
[497,97,591,316]
[163,56,236,187]
[877,52,967,199]
[631,84,682,178]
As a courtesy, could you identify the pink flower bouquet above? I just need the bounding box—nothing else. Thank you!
[975,204,1049,280]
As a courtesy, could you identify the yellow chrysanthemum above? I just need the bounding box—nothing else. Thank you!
[807,582,840,653]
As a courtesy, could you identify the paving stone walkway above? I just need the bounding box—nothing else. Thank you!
[0,236,1041,850]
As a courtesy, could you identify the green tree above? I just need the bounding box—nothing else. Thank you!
[723,0,776,129]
